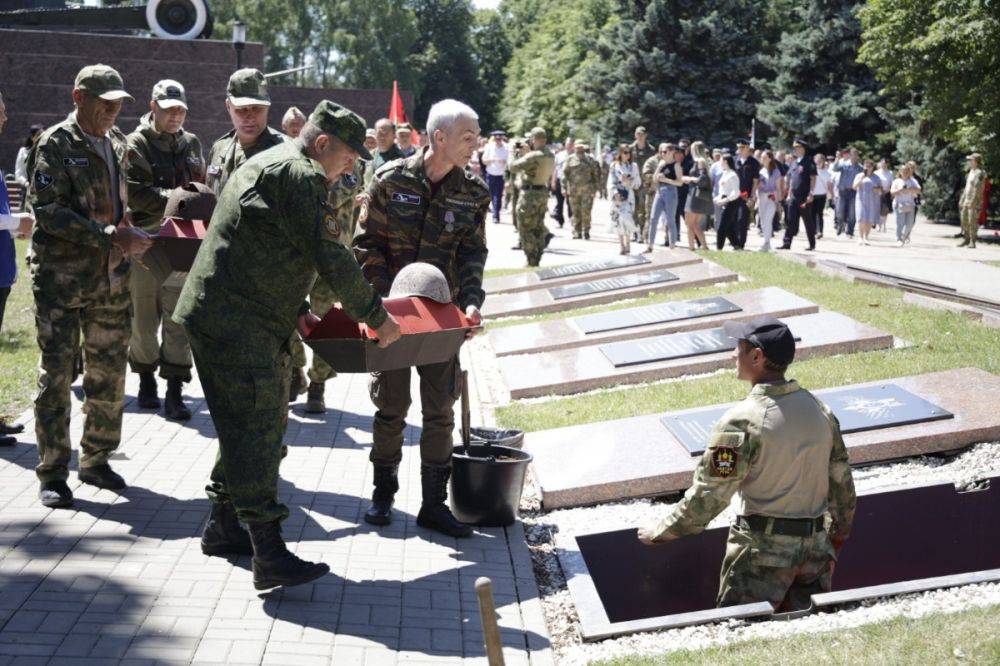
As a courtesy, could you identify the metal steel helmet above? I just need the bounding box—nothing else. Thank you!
[163,182,216,221]
[388,262,452,304]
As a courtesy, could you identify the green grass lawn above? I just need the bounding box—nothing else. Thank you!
[494,250,1000,432]
[595,604,1000,665]
[1,240,35,420]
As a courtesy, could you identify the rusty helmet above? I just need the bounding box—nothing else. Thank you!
[163,182,216,221]
[388,262,452,304]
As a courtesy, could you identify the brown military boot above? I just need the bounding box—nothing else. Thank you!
[304,382,326,414]
[247,520,329,590]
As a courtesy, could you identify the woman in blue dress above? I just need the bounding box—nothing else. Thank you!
[852,159,883,246]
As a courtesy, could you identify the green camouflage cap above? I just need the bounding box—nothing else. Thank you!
[529,126,547,140]
[74,64,133,102]
[308,100,372,160]
[227,68,270,107]
[152,79,187,110]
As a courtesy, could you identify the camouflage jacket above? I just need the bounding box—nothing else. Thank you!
[354,147,490,309]
[647,380,857,544]
[205,126,285,195]
[175,139,387,359]
[630,140,657,185]
[29,112,132,296]
[641,154,660,190]
[328,160,366,246]
[508,147,555,187]
[563,153,599,195]
[959,168,985,210]
[126,112,205,232]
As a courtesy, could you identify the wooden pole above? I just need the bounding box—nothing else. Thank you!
[475,577,505,666]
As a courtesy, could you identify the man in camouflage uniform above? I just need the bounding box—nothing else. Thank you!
[639,317,856,612]
[30,65,154,508]
[629,126,656,241]
[354,99,489,538]
[175,101,400,589]
[508,127,555,266]
[125,79,205,420]
[563,142,599,240]
[958,153,985,248]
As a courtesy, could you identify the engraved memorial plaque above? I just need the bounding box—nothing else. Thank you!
[662,383,954,455]
[548,269,679,301]
[536,255,650,280]
[598,327,734,367]
[572,296,742,335]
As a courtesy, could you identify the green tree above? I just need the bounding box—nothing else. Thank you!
[470,9,513,133]
[859,0,1000,171]
[585,0,765,146]
[320,1,419,92]
[754,0,885,154]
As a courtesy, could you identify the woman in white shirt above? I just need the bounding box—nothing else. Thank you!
[13,124,44,194]
[875,158,893,232]
[713,155,741,250]
[607,145,640,252]
[812,154,833,238]
[890,163,921,246]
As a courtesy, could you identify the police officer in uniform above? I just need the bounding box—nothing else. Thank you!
[639,317,857,611]
[354,99,489,538]
[30,65,154,508]
[176,101,401,589]
[508,127,555,266]
[125,79,205,419]
[778,138,817,251]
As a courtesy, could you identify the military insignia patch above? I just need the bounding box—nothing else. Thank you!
[391,192,421,205]
[207,164,221,175]
[186,156,202,165]
[444,211,455,232]
[64,157,89,167]
[341,173,358,188]
[34,171,53,191]
[323,213,340,239]
[710,447,737,478]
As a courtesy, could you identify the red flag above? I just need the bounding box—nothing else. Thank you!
[389,81,408,126]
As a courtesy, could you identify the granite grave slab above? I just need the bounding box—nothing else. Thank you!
[484,250,701,295]
[664,383,954,455]
[548,269,679,300]
[481,261,738,319]
[501,310,892,399]
[526,368,1000,509]
[488,287,818,357]
[559,475,1000,640]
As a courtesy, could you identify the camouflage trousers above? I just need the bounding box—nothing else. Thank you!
[290,280,338,384]
[34,287,131,482]
[369,355,460,467]
[189,327,291,524]
[128,247,192,381]
[569,193,595,235]
[960,206,978,245]
[717,522,835,612]
[517,190,549,266]
[634,186,651,238]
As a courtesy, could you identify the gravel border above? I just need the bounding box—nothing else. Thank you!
[519,441,1000,664]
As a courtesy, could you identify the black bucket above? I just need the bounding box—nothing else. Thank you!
[469,426,525,450]
[450,444,533,527]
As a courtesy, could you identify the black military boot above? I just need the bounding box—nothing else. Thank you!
[137,372,160,409]
[247,520,329,590]
[416,463,473,538]
[38,480,73,508]
[78,464,126,491]
[304,382,326,414]
[163,379,192,421]
[363,465,399,526]
[201,502,253,556]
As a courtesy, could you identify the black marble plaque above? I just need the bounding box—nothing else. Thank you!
[598,327,734,367]
[661,383,954,455]
[572,296,742,335]
[536,255,650,280]
[548,269,679,301]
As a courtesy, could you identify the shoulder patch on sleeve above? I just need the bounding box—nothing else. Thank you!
[34,170,54,191]
[709,445,738,478]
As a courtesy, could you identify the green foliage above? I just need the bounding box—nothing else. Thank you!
[1,240,40,418]
[754,0,886,153]
[470,9,513,133]
[859,0,1000,171]
[498,0,615,140]
[891,105,966,222]
[583,0,767,147]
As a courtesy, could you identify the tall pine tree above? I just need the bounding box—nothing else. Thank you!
[585,0,766,146]
[754,0,885,153]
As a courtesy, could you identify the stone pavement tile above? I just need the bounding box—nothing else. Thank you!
[365,646,399,666]
[191,638,230,663]
[226,639,266,664]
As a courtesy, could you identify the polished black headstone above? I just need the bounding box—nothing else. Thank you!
[661,383,954,455]
[536,255,650,280]
[599,327,733,367]
[572,296,742,335]
[547,269,679,301]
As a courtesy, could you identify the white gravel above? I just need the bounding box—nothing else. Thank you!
[519,441,1000,664]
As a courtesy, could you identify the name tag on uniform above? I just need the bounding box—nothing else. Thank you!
[207,164,221,175]
[445,196,479,210]
[391,192,421,205]
[64,157,89,167]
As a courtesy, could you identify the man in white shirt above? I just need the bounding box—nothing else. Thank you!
[482,130,509,224]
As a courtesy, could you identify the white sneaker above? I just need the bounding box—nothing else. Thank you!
[898,240,905,247]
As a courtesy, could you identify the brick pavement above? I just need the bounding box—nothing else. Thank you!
[0,339,552,665]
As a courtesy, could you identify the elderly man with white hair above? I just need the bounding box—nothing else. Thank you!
[280,106,306,138]
[353,98,490,538]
